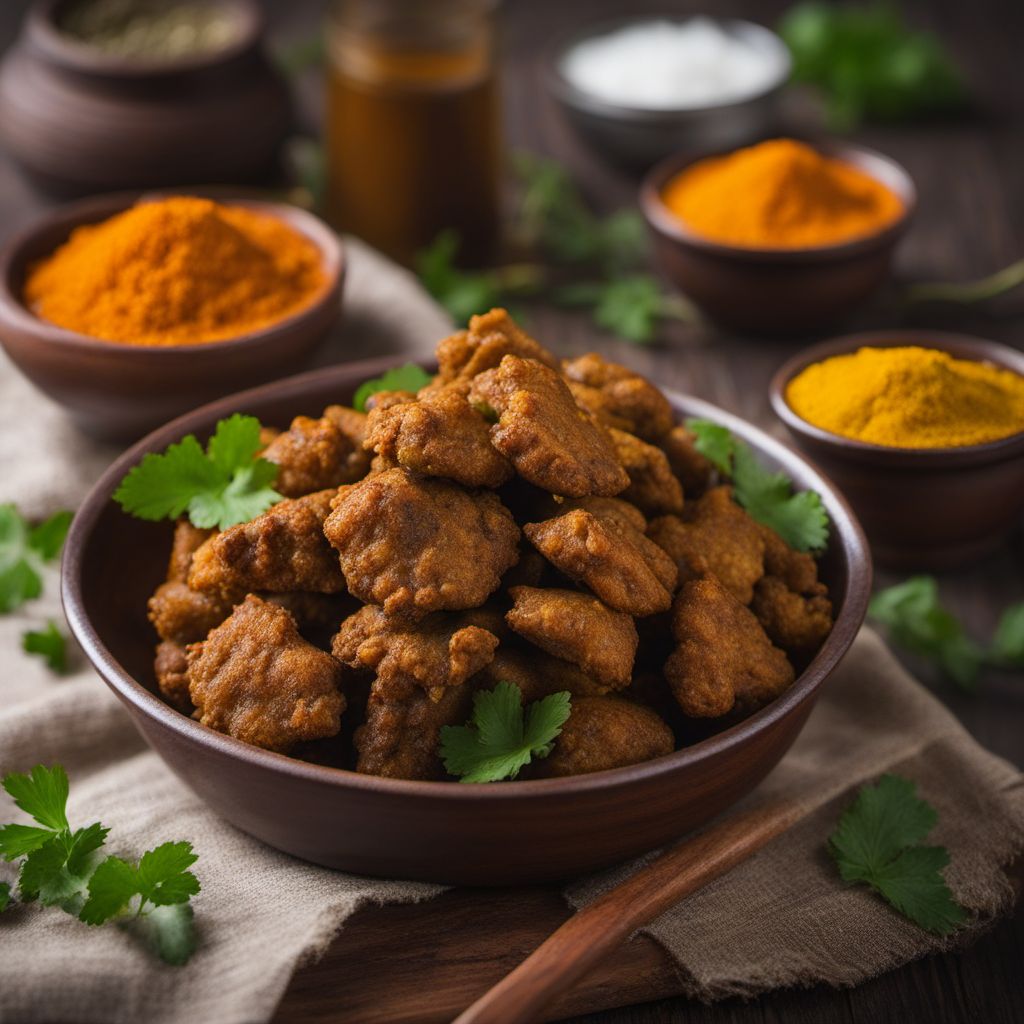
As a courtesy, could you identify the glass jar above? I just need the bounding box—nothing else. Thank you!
[325,0,501,267]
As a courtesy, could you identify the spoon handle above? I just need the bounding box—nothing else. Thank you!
[453,800,802,1024]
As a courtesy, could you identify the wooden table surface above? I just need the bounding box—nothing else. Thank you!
[1,1,1021,1022]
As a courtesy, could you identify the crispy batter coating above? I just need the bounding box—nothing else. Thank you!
[558,495,647,533]
[665,578,793,718]
[154,640,191,710]
[536,697,674,778]
[524,509,673,616]
[659,425,714,496]
[364,389,416,412]
[364,387,512,488]
[562,354,674,440]
[332,604,498,699]
[470,356,629,498]
[609,428,684,516]
[648,487,764,603]
[437,308,560,382]
[187,596,345,752]
[167,519,216,583]
[324,468,520,619]
[262,414,361,497]
[751,576,833,660]
[189,490,346,599]
[323,404,373,481]
[473,647,607,702]
[758,523,821,594]
[148,581,232,644]
[506,586,637,689]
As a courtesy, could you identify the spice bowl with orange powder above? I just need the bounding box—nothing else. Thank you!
[641,138,915,334]
[770,331,1024,569]
[0,192,344,440]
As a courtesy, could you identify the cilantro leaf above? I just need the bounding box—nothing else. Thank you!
[3,764,69,831]
[0,823,55,860]
[0,881,9,912]
[991,602,1024,668]
[869,577,984,689]
[440,682,571,783]
[135,903,197,966]
[683,419,734,475]
[19,836,83,905]
[829,774,965,935]
[353,364,434,413]
[0,505,72,614]
[22,621,68,673]
[28,510,73,560]
[80,855,138,924]
[137,841,200,906]
[114,415,281,531]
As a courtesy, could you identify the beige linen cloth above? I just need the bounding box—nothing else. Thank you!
[1,239,1022,1022]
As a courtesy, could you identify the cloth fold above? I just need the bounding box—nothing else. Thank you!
[1,238,1021,1023]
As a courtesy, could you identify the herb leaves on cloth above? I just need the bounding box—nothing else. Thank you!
[0,765,200,965]
[0,506,72,613]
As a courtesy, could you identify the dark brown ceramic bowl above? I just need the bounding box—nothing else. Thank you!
[63,358,871,886]
[770,331,1024,569]
[640,142,916,334]
[0,191,344,442]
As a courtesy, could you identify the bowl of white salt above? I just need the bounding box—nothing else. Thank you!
[545,16,791,165]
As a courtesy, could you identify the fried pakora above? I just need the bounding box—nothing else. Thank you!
[324,468,520,619]
[262,414,360,497]
[148,581,232,645]
[166,519,215,583]
[154,640,191,710]
[659,425,714,496]
[506,585,638,689]
[187,595,345,752]
[751,576,833,660]
[323,404,374,480]
[665,577,794,718]
[470,355,629,497]
[609,428,685,517]
[437,307,560,382]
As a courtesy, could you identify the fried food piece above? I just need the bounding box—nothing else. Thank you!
[167,519,216,583]
[323,404,373,481]
[364,389,416,412]
[751,576,833,660]
[609,428,684,516]
[324,468,520,619]
[189,490,346,600]
[659,425,714,496]
[665,578,793,718]
[758,523,821,595]
[332,604,499,699]
[506,586,637,689]
[262,414,361,497]
[562,354,674,441]
[437,308,560,382]
[364,387,513,488]
[470,355,629,498]
[474,648,608,702]
[148,581,232,644]
[524,510,673,616]
[557,495,647,533]
[648,487,765,603]
[536,697,674,778]
[154,640,191,711]
[187,596,345,752]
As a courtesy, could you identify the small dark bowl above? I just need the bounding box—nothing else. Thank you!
[63,359,871,886]
[0,191,345,442]
[771,331,1024,569]
[641,142,916,334]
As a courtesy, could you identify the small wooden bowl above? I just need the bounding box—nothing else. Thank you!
[62,359,871,886]
[0,191,344,441]
[770,331,1024,569]
[640,142,916,334]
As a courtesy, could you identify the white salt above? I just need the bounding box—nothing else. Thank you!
[561,18,786,111]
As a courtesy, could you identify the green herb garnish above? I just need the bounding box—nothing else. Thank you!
[440,682,571,783]
[0,506,72,614]
[686,419,829,552]
[353,364,435,413]
[0,764,200,964]
[829,774,966,935]
[114,413,281,531]
[22,621,68,673]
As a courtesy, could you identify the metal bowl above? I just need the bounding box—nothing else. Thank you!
[543,15,792,167]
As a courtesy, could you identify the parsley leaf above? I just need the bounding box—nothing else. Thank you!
[0,881,9,912]
[113,414,281,530]
[3,764,69,831]
[22,621,68,673]
[686,419,829,552]
[440,682,571,783]
[992,602,1024,668]
[868,577,985,690]
[0,506,72,614]
[353,364,435,412]
[829,774,966,935]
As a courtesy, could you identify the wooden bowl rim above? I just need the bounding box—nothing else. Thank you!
[62,357,872,802]
[769,330,1024,465]
[640,140,917,262]
[0,189,345,361]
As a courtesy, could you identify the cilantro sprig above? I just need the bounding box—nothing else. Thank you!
[440,682,571,783]
[352,364,435,413]
[0,505,72,613]
[22,621,68,673]
[114,414,281,530]
[869,576,1024,690]
[829,774,965,935]
[0,764,200,965]
[686,419,829,553]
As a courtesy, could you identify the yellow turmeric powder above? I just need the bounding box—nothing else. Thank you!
[25,196,326,346]
[661,138,904,249]
[786,346,1024,448]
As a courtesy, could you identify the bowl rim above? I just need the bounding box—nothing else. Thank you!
[542,14,792,121]
[62,356,872,802]
[640,139,917,262]
[0,189,345,359]
[769,330,1024,464]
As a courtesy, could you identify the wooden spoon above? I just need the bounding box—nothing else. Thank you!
[453,800,802,1024]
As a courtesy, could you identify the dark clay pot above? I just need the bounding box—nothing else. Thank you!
[0,0,293,194]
